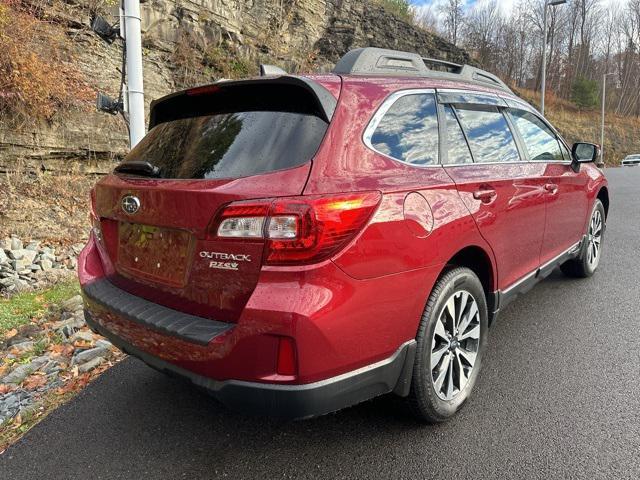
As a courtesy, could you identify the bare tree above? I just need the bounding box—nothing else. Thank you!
[464,0,500,68]
[439,0,465,46]
[413,4,438,33]
[433,0,640,117]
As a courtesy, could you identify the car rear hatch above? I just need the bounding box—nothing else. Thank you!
[92,76,339,323]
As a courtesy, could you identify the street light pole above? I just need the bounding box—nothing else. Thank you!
[601,72,615,167]
[120,0,146,148]
[541,0,567,116]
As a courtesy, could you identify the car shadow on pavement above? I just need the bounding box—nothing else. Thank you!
[39,357,459,476]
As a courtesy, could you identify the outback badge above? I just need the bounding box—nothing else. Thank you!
[200,251,251,271]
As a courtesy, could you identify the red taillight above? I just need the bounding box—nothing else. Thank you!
[210,192,381,265]
[216,201,270,239]
[276,337,297,376]
[266,192,381,265]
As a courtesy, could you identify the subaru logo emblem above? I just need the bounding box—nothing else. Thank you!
[121,195,140,215]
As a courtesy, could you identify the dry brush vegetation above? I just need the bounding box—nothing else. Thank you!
[0,0,93,126]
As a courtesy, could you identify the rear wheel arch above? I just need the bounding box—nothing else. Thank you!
[434,246,498,323]
[444,246,496,296]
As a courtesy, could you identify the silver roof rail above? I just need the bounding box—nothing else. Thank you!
[332,47,513,94]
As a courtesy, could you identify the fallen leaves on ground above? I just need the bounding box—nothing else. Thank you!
[0,384,15,395]
[22,374,48,390]
[48,343,74,356]
[4,329,17,339]
[54,372,90,395]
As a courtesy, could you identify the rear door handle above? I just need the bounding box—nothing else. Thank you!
[473,188,497,203]
[544,183,558,194]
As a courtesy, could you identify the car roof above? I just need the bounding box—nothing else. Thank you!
[336,74,526,109]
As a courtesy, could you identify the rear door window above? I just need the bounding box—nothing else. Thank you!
[509,109,564,161]
[443,105,473,165]
[454,107,520,164]
[368,93,439,166]
[122,111,328,179]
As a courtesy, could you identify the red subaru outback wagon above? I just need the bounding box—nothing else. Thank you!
[80,48,609,422]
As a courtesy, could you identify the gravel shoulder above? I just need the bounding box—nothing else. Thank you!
[0,292,124,451]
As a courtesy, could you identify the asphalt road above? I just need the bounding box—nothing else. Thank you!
[2,168,639,479]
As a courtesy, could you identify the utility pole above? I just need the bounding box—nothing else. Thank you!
[541,0,567,116]
[120,0,145,148]
[601,73,615,167]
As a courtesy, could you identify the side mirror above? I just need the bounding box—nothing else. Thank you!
[571,142,600,172]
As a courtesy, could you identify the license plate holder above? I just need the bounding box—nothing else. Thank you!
[117,222,192,287]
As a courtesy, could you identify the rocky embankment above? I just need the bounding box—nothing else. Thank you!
[0,236,82,295]
[0,0,471,174]
[0,295,123,425]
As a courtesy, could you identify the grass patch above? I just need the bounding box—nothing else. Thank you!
[0,280,79,335]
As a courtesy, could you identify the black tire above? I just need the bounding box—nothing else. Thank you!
[560,199,606,278]
[406,267,488,423]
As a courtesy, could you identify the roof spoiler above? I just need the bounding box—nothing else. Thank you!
[149,76,337,128]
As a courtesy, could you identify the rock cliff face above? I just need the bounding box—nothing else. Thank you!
[0,0,471,173]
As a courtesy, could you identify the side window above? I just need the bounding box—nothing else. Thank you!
[443,105,473,165]
[369,93,438,166]
[454,107,520,163]
[509,109,564,161]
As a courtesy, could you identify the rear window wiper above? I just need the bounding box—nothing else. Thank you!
[114,161,161,177]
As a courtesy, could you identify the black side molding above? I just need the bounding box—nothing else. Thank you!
[82,280,233,346]
[492,237,585,317]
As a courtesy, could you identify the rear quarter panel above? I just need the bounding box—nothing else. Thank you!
[307,76,497,287]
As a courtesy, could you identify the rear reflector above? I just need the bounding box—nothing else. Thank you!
[210,192,381,265]
[276,337,297,376]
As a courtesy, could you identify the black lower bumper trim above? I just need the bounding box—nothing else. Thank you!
[85,311,416,419]
[82,280,232,346]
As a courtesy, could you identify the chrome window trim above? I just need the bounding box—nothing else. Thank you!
[441,160,524,168]
[362,88,443,169]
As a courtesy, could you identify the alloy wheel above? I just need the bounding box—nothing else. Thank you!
[587,208,603,269]
[430,290,481,401]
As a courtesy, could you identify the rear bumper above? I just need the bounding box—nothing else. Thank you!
[79,230,434,417]
[85,309,415,419]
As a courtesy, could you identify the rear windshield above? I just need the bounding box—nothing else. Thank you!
[121,111,328,179]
